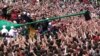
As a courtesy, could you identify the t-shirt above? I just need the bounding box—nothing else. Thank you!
[9,29,15,37]
[1,28,8,34]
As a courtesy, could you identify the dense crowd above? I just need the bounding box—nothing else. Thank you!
[0,0,100,56]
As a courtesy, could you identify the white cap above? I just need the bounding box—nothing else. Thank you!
[13,21,17,24]
[49,22,52,25]
[2,25,6,28]
[11,26,14,29]
[18,15,21,17]
[24,26,27,28]
[23,12,27,14]
[46,18,49,19]
[27,13,30,16]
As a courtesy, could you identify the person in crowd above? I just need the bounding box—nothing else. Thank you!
[2,5,8,19]
[9,26,18,38]
[1,25,8,37]
[0,0,99,56]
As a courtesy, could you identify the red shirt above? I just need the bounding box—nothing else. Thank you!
[93,35,100,41]
[83,0,89,4]
[11,13,17,19]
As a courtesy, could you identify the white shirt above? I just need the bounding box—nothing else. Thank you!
[49,35,52,41]
[9,29,15,36]
[1,28,8,34]
[6,38,11,44]
[64,45,68,55]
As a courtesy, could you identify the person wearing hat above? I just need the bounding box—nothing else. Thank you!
[1,25,8,37]
[21,12,33,22]
[23,11,27,15]
[8,26,16,37]
[27,13,30,16]
[2,5,8,19]
[15,14,21,23]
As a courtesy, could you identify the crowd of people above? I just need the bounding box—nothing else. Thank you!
[0,0,100,56]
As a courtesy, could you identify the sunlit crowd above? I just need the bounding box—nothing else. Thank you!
[0,0,100,56]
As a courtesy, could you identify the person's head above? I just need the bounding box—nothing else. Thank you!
[23,11,27,15]
[13,21,17,24]
[11,26,14,29]
[2,25,6,29]
[27,13,30,16]
[4,5,7,8]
